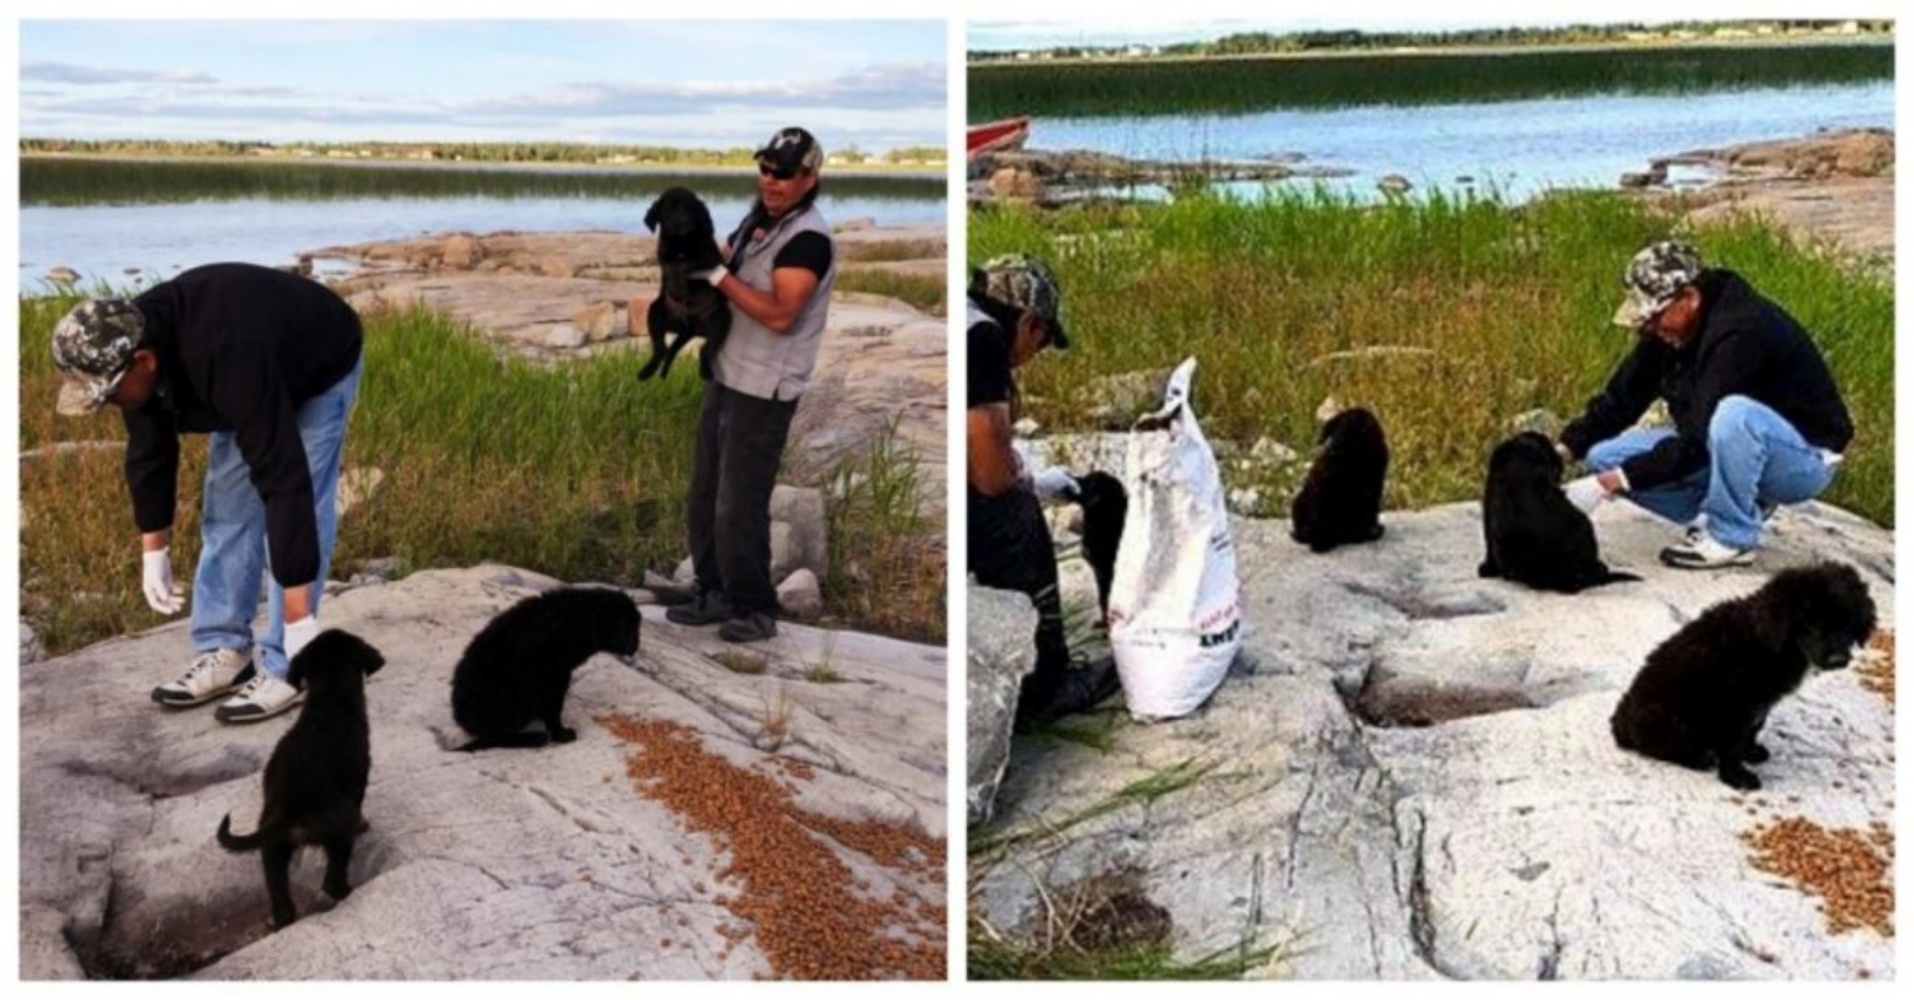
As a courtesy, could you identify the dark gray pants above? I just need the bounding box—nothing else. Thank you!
[687,381,797,616]
[968,488,1073,708]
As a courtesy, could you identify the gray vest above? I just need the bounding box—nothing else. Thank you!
[712,202,836,400]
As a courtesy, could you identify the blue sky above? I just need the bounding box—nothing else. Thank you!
[19,20,947,150]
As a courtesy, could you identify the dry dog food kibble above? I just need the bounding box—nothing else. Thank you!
[599,713,945,979]
[1857,629,1894,703]
[1740,816,1894,937]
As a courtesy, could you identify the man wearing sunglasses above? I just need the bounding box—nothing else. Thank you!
[665,126,837,643]
[967,254,1119,726]
[1555,240,1853,569]
[49,263,363,721]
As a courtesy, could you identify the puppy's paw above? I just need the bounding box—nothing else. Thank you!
[323,880,353,901]
[1477,561,1500,579]
[1718,764,1762,791]
[1744,741,1771,764]
[551,726,578,744]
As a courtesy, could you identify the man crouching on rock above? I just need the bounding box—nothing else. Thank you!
[51,262,364,723]
[966,253,1119,725]
[1556,240,1853,569]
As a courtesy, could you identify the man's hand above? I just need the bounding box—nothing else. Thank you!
[283,616,320,661]
[1562,475,1609,514]
[691,264,729,287]
[1554,441,1575,466]
[141,547,186,615]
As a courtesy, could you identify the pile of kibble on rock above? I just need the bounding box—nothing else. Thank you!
[599,713,946,979]
[1856,629,1894,703]
[1741,816,1894,938]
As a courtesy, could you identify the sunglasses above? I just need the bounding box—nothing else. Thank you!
[758,163,804,181]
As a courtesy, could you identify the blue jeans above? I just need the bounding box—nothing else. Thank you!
[190,358,362,679]
[1583,395,1837,550]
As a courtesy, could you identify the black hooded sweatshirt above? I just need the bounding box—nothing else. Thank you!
[1560,269,1852,492]
[124,263,362,588]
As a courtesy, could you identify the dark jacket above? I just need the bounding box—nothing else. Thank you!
[1560,269,1852,492]
[125,263,363,588]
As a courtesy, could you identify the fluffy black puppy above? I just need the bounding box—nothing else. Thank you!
[217,630,385,930]
[451,587,641,751]
[1071,471,1128,619]
[1612,563,1876,790]
[1478,431,1638,593]
[1290,407,1389,553]
[639,186,732,382]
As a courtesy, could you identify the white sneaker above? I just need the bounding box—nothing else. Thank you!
[1660,533,1756,570]
[214,672,305,724]
[152,648,255,707]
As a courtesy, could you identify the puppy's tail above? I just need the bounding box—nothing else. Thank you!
[216,814,266,853]
[1592,569,1642,588]
[453,732,554,752]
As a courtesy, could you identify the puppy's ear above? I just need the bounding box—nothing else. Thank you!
[1749,577,1801,653]
[643,203,661,233]
[285,648,307,690]
[359,642,387,678]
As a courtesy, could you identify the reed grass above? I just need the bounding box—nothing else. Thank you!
[969,188,1893,526]
[834,269,948,316]
[20,294,945,654]
[968,42,1892,118]
[21,157,944,207]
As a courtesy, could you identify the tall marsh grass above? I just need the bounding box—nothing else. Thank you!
[968,42,1892,118]
[969,189,1893,526]
[21,157,946,207]
[20,296,944,654]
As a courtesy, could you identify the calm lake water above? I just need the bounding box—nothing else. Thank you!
[1029,81,1894,201]
[19,178,946,291]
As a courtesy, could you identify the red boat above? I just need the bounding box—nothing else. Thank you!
[967,117,1030,158]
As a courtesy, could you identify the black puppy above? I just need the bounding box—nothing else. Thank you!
[1071,471,1128,619]
[1290,407,1388,553]
[217,630,385,930]
[1478,431,1638,593]
[638,186,732,381]
[451,587,641,751]
[1612,563,1876,790]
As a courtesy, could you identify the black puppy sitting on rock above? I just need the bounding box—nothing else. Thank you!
[1290,406,1388,553]
[1479,431,1638,593]
[637,186,731,381]
[1611,562,1876,790]
[451,587,641,751]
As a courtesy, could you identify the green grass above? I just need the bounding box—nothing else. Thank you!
[969,189,1893,527]
[20,156,946,207]
[20,294,945,654]
[834,268,948,317]
[969,925,1283,981]
[968,41,1892,118]
[824,417,944,643]
[970,757,1219,861]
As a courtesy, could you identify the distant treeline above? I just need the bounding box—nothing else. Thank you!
[969,42,1894,119]
[18,138,947,166]
[21,157,946,208]
[969,19,1894,61]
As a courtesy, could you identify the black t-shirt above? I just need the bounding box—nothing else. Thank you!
[772,230,833,279]
[968,302,1013,410]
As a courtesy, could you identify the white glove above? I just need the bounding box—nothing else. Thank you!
[141,547,186,615]
[691,264,729,287]
[1562,475,1609,514]
[1033,466,1080,502]
[1554,441,1576,466]
[1009,440,1035,492]
[283,616,320,661]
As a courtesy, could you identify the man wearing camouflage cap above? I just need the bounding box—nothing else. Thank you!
[660,126,836,643]
[52,262,364,721]
[967,253,1119,726]
[1555,239,1853,568]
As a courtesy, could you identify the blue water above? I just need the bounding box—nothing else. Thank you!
[19,190,946,291]
[1029,81,1894,201]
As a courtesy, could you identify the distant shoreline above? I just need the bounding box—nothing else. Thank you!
[18,151,944,179]
[969,33,1894,69]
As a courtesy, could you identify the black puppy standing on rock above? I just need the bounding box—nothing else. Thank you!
[1479,431,1638,593]
[1070,471,1127,619]
[1611,562,1876,790]
[216,630,385,930]
[637,186,732,381]
[451,587,641,751]
[1290,406,1389,553]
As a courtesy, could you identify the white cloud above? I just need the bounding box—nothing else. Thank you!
[22,61,217,85]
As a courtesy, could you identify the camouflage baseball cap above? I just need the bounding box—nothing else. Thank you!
[51,298,146,416]
[754,126,823,175]
[1613,239,1703,328]
[975,253,1070,349]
